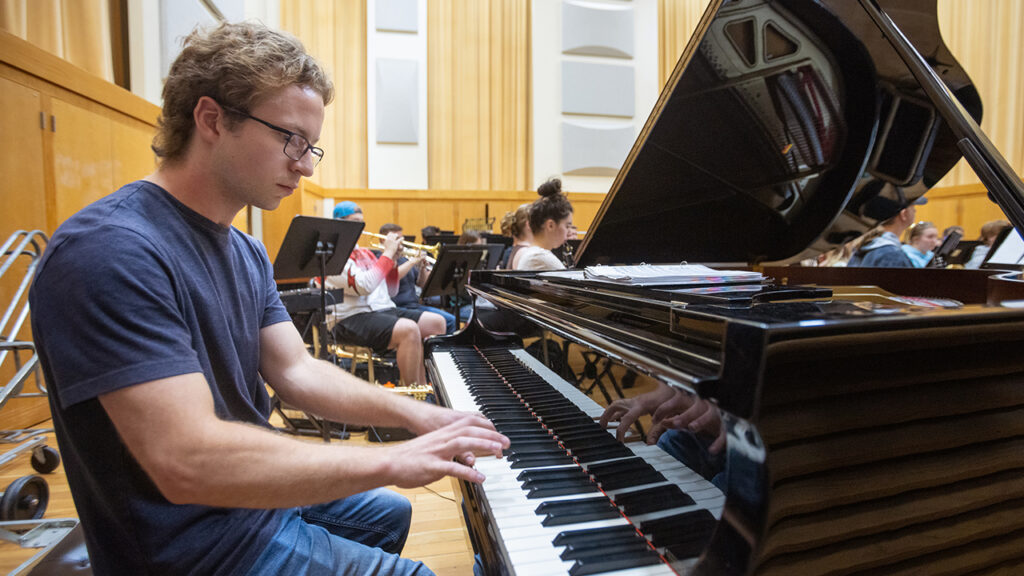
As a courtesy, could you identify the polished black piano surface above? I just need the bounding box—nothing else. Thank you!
[426,1,1024,574]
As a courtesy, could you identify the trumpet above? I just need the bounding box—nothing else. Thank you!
[361,231,441,263]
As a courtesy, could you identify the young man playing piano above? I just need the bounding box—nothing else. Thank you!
[29,22,507,576]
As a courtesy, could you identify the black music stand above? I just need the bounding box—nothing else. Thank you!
[420,246,484,327]
[447,244,503,270]
[274,216,364,360]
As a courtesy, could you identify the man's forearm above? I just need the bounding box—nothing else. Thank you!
[272,356,423,431]
[167,418,399,508]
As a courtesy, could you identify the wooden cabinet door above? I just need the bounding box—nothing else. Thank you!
[50,97,114,227]
[0,77,49,429]
[111,116,157,190]
[0,77,47,236]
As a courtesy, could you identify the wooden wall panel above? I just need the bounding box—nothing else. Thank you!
[0,75,47,236]
[110,115,156,190]
[280,0,367,190]
[302,190,605,247]
[916,183,1011,239]
[50,97,114,226]
[427,0,530,191]
[658,0,711,89]
[936,0,1024,188]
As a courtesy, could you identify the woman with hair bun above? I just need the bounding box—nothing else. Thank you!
[513,178,574,271]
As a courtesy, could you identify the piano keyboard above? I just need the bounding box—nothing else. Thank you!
[431,346,725,576]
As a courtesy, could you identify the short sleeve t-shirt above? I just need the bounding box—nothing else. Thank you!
[30,181,292,575]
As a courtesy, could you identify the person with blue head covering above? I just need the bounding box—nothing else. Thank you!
[324,201,447,387]
[332,200,361,220]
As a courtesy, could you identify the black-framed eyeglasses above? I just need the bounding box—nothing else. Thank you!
[220,104,324,166]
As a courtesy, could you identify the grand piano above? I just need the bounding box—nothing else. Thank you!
[425,1,1024,574]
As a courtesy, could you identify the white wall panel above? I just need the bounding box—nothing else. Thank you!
[562,121,635,175]
[562,1,634,58]
[533,0,659,193]
[562,61,635,117]
[368,0,428,189]
[376,0,418,33]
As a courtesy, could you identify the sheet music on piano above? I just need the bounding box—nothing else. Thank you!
[541,264,764,287]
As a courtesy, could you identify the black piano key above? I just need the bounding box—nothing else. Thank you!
[535,496,613,516]
[613,484,696,516]
[552,524,640,547]
[568,550,663,576]
[524,475,598,498]
[568,445,635,462]
[518,468,589,483]
[542,510,622,527]
[505,445,566,458]
[509,454,575,468]
[640,509,717,551]
[597,469,666,490]
[584,457,648,476]
[560,538,652,561]
[527,480,600,499]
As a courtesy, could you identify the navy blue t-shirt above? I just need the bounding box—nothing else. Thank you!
[30,181,293,575]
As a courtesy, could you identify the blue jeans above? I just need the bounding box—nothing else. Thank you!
[657,429,727,491]
[399,303,456,334]
[246,488,434,575]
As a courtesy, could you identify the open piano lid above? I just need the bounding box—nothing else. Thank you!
[576,0,987,268]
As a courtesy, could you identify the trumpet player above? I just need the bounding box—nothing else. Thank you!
[325,202,446,386]
[377,224,456,334]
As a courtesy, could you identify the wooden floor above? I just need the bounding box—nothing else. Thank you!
[0,349,655,574]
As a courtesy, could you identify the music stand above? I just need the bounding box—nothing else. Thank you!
[420,245,484,327]
[927,229,962,268]
[446,244,503,270]
[423,233,462,246]
[273,216,364,360]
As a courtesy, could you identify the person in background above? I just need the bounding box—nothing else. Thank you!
[28,22,507,576]
[847,201,921,268]
[378,222,456,334]
[943,225,965,240]
[457,230,484,245]
[965,219,1012,269]
[513,179,574,271]
[420,225,441,244]
[501,203,533,269]
[901,221,941,268]
[327,202,447,386]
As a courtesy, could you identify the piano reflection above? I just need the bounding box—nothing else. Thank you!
[426,1,1024,574]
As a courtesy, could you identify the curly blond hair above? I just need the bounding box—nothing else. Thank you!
[153,21,334,163]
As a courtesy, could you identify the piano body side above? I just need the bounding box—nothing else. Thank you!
[462,272,1024,575]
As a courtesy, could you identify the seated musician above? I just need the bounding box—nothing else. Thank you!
[326,201,446,386]
[901,221,941,268]
[501,203,533,269]
[377,222,456,334]
[513,178,574,271]
[847,197,926,268]
[28,22,507,576]
[601,383,726,489]
[965,219,1011,269]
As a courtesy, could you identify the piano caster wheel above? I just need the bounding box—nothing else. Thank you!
[31,445,61,474]
[0,475,50,521]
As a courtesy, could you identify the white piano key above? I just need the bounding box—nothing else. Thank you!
[512,348,607,419]
[430,348,726,575]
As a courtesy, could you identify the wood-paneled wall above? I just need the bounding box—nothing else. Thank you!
[280,0,368,190]
[0,0,114,83]
[336,189,600,239]
[427,0,531,191]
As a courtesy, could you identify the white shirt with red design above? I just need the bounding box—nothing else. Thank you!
[325,247,399,323]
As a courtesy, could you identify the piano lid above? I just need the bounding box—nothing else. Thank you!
[576,0,983,268]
